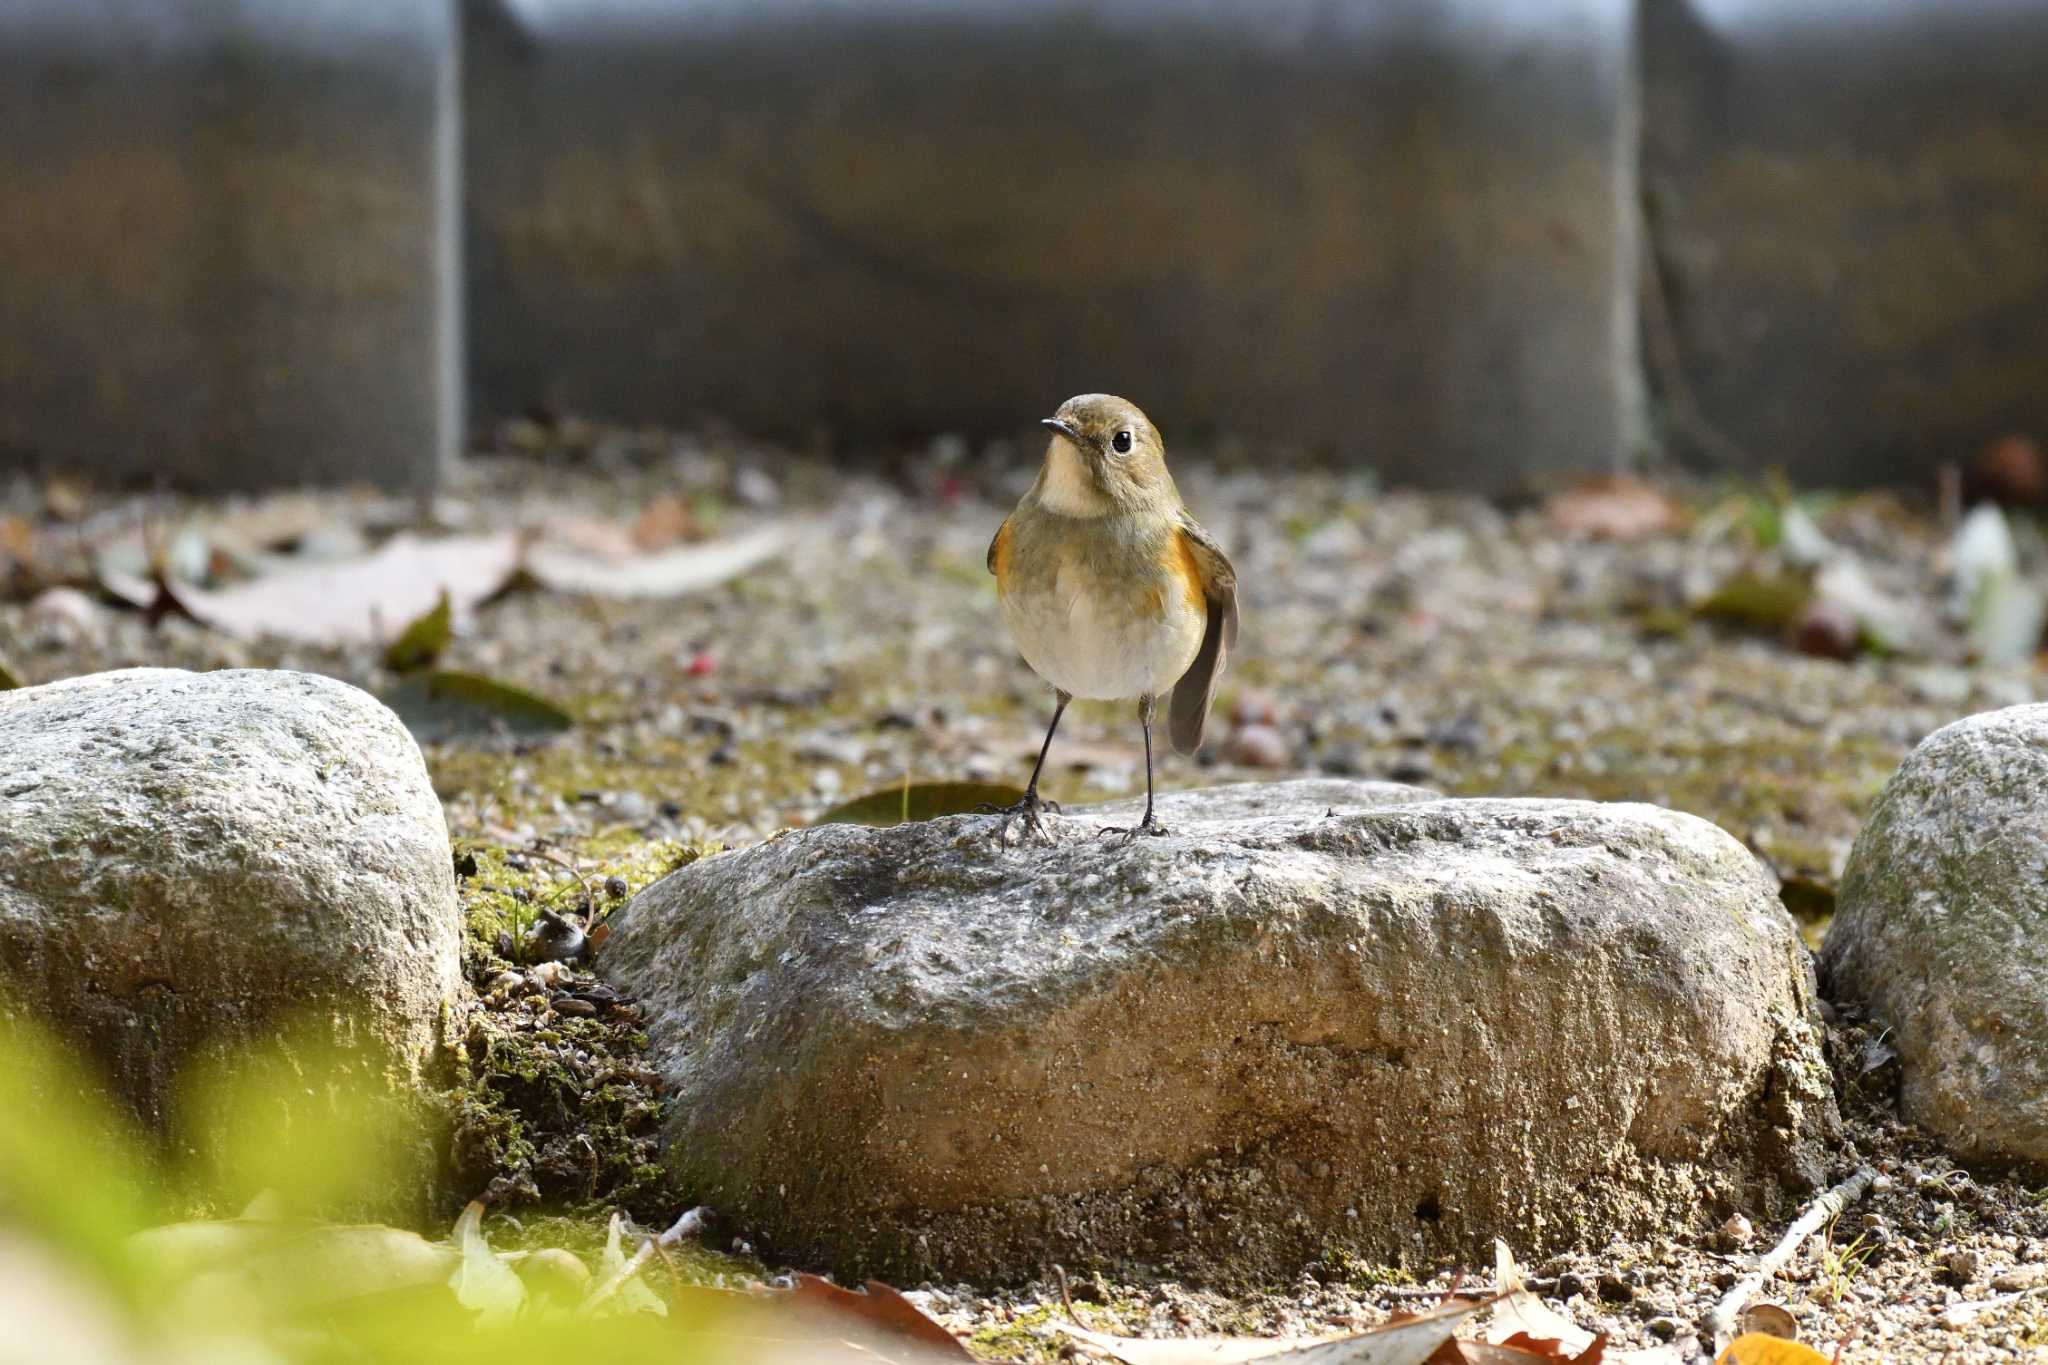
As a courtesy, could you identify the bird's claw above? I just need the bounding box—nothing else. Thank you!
[986,791,1060,845]
[1096,816,1169,844]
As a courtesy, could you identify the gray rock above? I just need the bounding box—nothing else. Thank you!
[602,779,1833,1284]
[0,669,461,1143]
[1823,704,2048,1166]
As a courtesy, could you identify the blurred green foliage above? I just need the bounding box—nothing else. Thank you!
[0,1017,733,1364]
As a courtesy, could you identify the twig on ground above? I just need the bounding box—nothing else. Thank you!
[1704,1166,1878,1348]
[1939,1282,2048,1326]
[583,1207,710,1311]
[1053,1264,1075,1319]
[528,845,598,907]
[1374,1276,1555,1303]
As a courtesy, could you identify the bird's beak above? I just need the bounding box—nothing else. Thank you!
[1040,417,1082,444]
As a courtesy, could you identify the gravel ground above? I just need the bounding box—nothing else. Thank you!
[5,422,2048,1361]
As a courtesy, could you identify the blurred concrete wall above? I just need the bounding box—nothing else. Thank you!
[1643,0,2048,485]
[0,1,459,491]
[0,0,2045,491]
[466,0,1640,490]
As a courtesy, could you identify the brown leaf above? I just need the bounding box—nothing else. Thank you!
[1545,477,1686,542]
[669,1275,973,1363]
[1058,1296,1489,1364]
[786,1275,975,1360]
[632,494,700,550]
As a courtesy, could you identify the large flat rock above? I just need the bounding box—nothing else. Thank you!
[0,669,461,1143]
[1823,704,2048,1168]
[602,779,1835,1283]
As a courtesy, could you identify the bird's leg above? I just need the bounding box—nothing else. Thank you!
[984,692,1069,842]
[1100,695,1169,841]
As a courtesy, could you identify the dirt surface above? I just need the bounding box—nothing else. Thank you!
[6,421,2048,1359]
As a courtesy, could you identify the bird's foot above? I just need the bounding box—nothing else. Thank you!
[1097,813,1169,844]
[984,790,1061,845]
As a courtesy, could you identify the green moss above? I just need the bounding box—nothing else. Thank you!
[966,1303,1069,1363]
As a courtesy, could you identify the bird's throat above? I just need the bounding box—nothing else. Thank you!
[1035,438,1112,518]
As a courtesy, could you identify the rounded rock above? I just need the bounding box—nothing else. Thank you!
[1822,704,2048,1166]
[0,669,460,1145]
[604,778,1834,1283]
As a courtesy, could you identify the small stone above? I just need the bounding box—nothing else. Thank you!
[1596,1272,1634,1304]
[531,961,570,989]
[1717,1213,1755,1251]
[25,587,102,645]
[1386,752,1435,784]
[553,998,598,1017]
[518,1247,591,1302]
[605,875,630,899]
[1646,1316,1682,1340]
[488,970,523,994]
[1992,1265,2046,1292]
[1788,598,1859,660]
[734,466,781,508]
[1223,724,1291,769]
[528,909,587,963]
[613,791,653,823]
[1231,690,1281,726]
[1973,433,2047,506]
[1553,1271,1586,1301]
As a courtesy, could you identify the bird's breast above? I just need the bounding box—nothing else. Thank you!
[997,515,1205,701]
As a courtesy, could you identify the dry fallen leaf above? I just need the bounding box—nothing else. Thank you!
[1545,477,1686,542]
[784,1274,974,1359]
[1057,1297,1488,1365]
[104,532,523,645]
[526,522,790,598]
[670,1273,975,1363]
[1489,1244,1676,1365]
[1713,1334,1832,1365]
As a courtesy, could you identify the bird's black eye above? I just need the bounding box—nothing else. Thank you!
[1112,429,1133,454]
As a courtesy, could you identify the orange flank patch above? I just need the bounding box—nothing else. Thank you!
[990,520,1013,583]
[1172,529,1208,612]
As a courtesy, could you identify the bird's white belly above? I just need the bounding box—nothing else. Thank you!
[1001,565,1205,701]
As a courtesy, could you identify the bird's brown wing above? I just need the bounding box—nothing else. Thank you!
[1168,514,1239,756]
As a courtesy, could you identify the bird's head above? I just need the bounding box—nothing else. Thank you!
[1036,393,1173,516]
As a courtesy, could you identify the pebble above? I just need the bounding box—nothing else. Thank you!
[604,875,629,899]
[528,910,587,963]
[26,587,101,645]
[1386,752,1435,784]
[1231,690,1281,726]
[612,791,653,822]
[1947,1247,1981,1283]
[1991,1265,2046,1292]
[1645,1316,1683,1339]
[553,998,598,1017]
[1717,1213,1754,1251]
[1788,598,1860,660]
[734,466,782,508]
[518,1246,592,1300]
[1223,724,1291,769]
[1596,1272,1634,1304]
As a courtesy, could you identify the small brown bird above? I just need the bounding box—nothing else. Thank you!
[988,394,1238,840]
